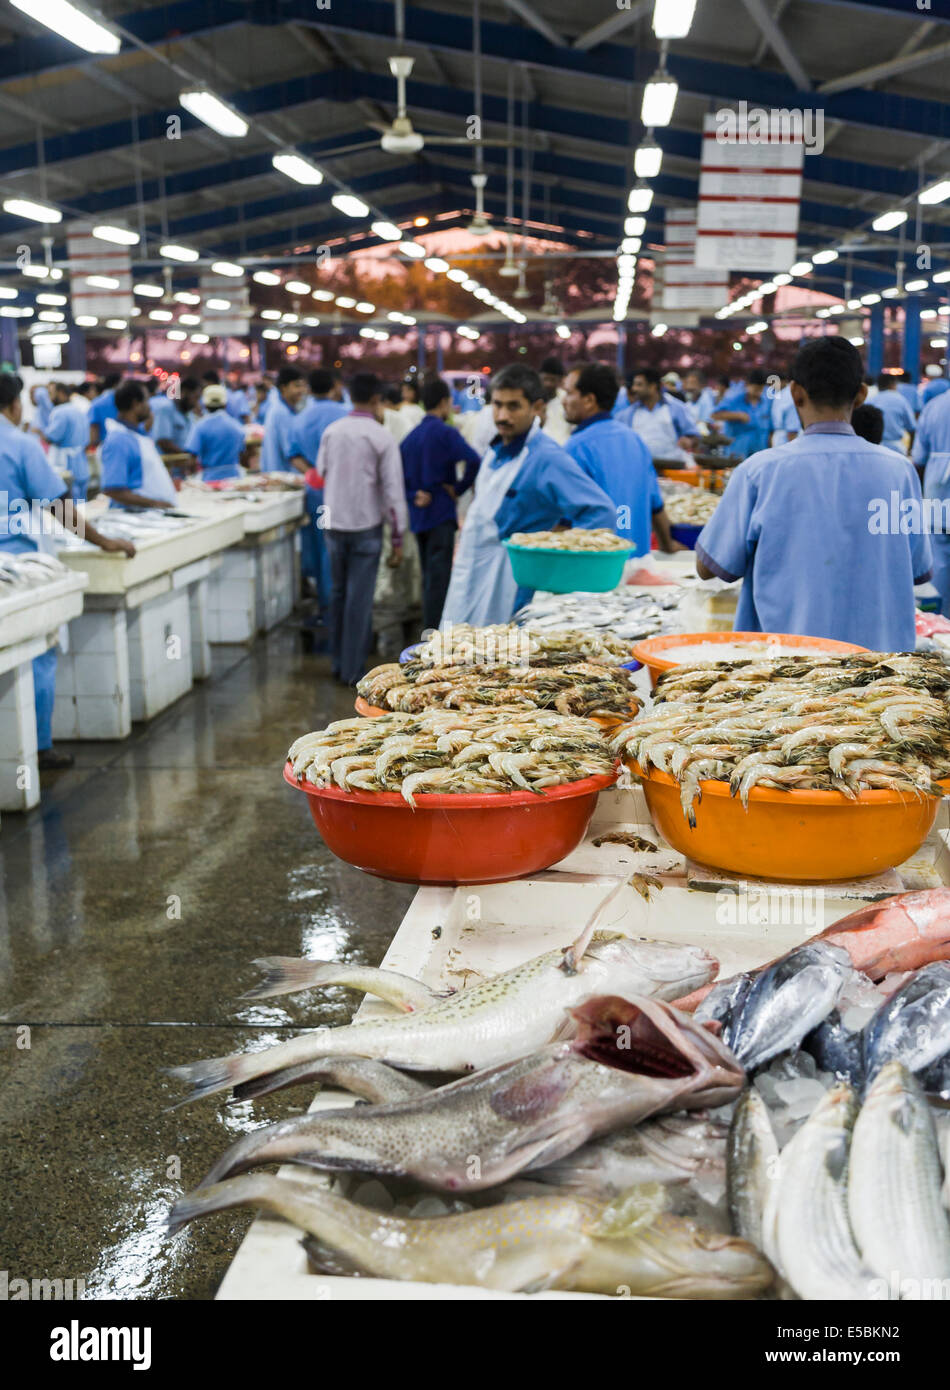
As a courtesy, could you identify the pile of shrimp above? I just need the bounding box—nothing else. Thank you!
[414,623,634,669]
[613,651,950,825]
[288,709,617,806]
[357,659,641,719]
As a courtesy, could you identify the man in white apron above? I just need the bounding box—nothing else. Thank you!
[101,380,178,509]
[625,367,700,464]
[43,382,92,501]
[441,364,616,628]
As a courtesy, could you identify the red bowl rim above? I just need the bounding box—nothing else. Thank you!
[354,695,641,723]
[631,760,947,807]
[631,631,870,672]
[284,760,618,807]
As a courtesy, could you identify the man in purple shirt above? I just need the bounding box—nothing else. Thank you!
[400,376,481,630]
[317,373,410,685]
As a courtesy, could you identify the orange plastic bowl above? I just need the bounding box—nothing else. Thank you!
[631,632,869,689]
[355,695,639,732]
[285,763,618,885]
[633,763,942,882]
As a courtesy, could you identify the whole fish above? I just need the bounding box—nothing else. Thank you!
[233,1056,432,1106]
[242,959,455,1013]
[802,1011,865,1088]
[169,934,717,1105]
[775,1084,880,1301]
[848,1063,950,1287]
[536,1115,728,1197]
[193,995,744,1192]
[727,1088,779,1261]
[168,1175,771,1298]
[711,943,853,1072]
[677,888,950,1014]
[862,963,950,1088]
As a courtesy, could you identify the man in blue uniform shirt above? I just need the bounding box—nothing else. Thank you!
[712,370,774,459]
[622,368,700,463]
[440,364,617,626]
[260,366,306,473]
[87,372,122,451]
[102,380,178,508]
[0,372,134,771]
[696,337,932,650]
[43,381,91,500]
[151,376,200,460]
[401,375,481,630]
[562,361,680,558]
[185,384,246,480]
[288,368,350,615]
[875,374,917,455]
[913,386,950,615]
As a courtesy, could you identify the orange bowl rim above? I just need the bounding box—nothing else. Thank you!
[631,631,870,673]
[284,760,618,807]
[631,760,946,806]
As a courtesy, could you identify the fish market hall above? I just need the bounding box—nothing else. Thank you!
[4,0,950,1324]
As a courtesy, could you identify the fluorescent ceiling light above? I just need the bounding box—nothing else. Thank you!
[757,282,777,295]
[634,140,663,180]
[627,186,654,214]
[173,291,201,305]
[281,333,299,342]
[921,309,938,320]
[872,210,908,232]
[302,317,320,327]
[446,269,467,283]
[812,249,839,265]
[37,292,68,305]
[312,289,334,301]
[92,224,139,245]
[84,275,119,291]
[180,90,248,139]
[0,288,16,299]
[359,327,375,339]
[919,179,950,207]
[261,309,282,320]
[190,333,210,343]
[160,243,199,263]
[22,264,51,278]
[252,270,281,286]
[0,306,31,317]
[262,329,281,340]
[905,279,929,292]
[621,238,642,256]
[881,287,901,298]
[641,71,678,128]
[652,0,698,39]
[933,270,950,284]
[179,313,201,326]
[167,331,187,341]
[272,152,324,186]
[74,315,98,327]
[356,301,375,313]
[847,298,862,309]
[556,324,571,339]
[651,322,669,337]
[828,304,846,314]
[211,260,243,277]
[425,257,449,272]
[850,336,865,346]
[748,321,768,333]
[148,309,173,321]
[10,0,119,53]
[205,298,231,310]
[861,293,881,305]
[134,283,163,298]
[461,279,479,291]
[281,313,298,323]
[335,296,357,309]
[32,333,70,345]
[399,241,426,258]
[625,216,647,238]
[38,310,65,321]
[372,221,402,241]
[773,273,793,286]
[790,261,813,276]
[331,193,369,218]
[285,280,311,294]
[3,197,61,224]
[104,319,127,329]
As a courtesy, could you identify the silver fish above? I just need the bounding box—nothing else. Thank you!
[848,1062,950,1287]
[775,1084,880,1301]
[727,1088,779,1262]
[722,943,853,1071]
[194,995,744,1193]
[232,1056,432,1105]
[242,959,454,1013]
[862,963,950,1088]
[537,1115,728,1197]
[169,933,717,1105]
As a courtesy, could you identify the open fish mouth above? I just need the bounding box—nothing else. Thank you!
[572,996,696,1078]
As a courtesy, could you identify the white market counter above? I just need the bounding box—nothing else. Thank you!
[53,512,243,739]
[0,571,87,812]
[176,486,305,643]
[216,785,950,1301]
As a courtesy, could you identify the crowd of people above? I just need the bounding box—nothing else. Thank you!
[5,343,950,758]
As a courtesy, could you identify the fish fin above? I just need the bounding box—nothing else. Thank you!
[300,1234,372,1278]
[489,1060,577,1123]
[516,1122,595,1173]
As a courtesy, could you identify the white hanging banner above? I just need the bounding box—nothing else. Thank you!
[67,224,134,321]
[662,208,729,311]
[695,110,804,271]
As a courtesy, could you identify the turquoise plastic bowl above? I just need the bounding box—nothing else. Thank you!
[504,540,633,595]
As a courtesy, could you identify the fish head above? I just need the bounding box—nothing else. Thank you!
[569,994,744,1105]
[582,934,718,1001]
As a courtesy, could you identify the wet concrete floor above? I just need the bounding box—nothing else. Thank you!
[0,625,416,1299]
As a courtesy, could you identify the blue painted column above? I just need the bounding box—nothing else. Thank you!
[0,316,20,371]
[416,326,426,372]
[65,325,86,372]
[616,324,626,375]
[867,302,885,377]
[902,300,922,382]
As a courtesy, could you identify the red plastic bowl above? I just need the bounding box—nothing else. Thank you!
[284,762,617,885]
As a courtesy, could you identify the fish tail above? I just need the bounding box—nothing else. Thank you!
[167,1031,338,1104]
[241,957,346,1000]
[167,1173,288,1236]
[196,1118,312,1187]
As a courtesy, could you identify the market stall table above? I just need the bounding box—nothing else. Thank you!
[52,512,243,739]
[0,568,87,812]
[176,484,305,642]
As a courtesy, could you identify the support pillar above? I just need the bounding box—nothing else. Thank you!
[867,301,885,378]
[0,316,21,371]
[903,300,922,383]
[65,325,86,372]
[435,328,444,374]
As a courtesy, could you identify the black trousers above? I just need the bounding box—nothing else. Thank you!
[325,524,383,684]
[415,520,457,632]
